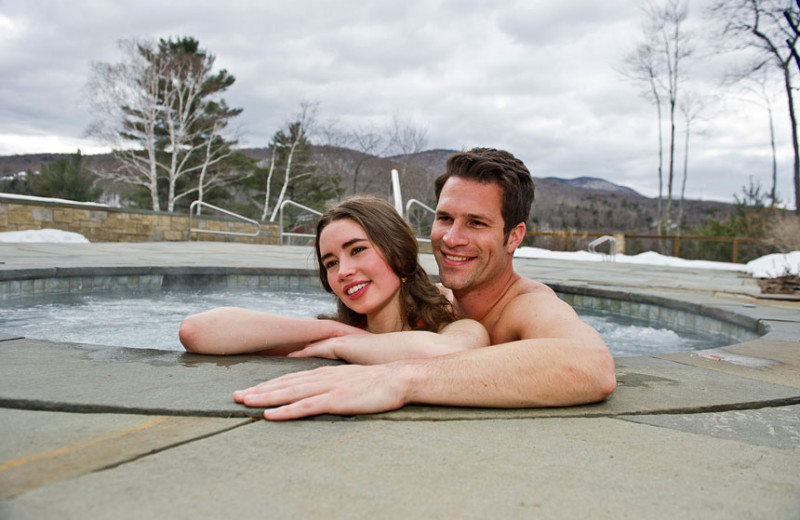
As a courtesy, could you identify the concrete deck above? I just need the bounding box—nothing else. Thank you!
[1,242,799,519]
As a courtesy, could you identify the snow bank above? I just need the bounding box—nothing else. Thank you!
[514,246,800,278]
[515,246,745,272]
[746,252,800,278]
[0,192,108,208]
[0,229,89,243]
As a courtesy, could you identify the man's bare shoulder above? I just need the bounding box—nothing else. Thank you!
[487,276,576,342]
[503,277,570,317]
[511,276,557,297]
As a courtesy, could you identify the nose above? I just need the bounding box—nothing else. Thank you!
[337,256,356,281]
[443,221,468,248]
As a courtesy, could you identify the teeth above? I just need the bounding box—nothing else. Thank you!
[347,282,369,295]
[445,254,470,262]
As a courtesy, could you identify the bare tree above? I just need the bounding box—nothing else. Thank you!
[348,126,385,194]
[313,120,386,196]
[384,114,429,205]
[86,39,164,210]
[732,67,782,206]
[711,0,800,214]
[385,114,428,165]
[677,91,706,234]
[622,0,694,236]
[265,102,318,222]
[86,37,242,212]
[622,34,666,233]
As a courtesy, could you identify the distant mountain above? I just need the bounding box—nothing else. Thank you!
[0,148,734,238]
[542,176,642,197]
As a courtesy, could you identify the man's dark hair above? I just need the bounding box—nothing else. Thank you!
[434,148,535,240]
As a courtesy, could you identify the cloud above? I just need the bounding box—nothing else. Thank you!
[0,0,796,206]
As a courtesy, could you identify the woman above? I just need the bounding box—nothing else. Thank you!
[179,197,488,364]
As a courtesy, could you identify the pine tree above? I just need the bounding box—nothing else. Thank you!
[29,151,101,202]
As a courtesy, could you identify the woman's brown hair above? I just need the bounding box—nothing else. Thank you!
[315,197,456,332]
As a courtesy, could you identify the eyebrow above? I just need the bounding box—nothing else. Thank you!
[320,237,368,262]
[436,209,495,222]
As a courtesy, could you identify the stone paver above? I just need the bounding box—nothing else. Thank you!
[3,338,798,420]
[620,404,800,450]
[3,418,799,520]
[0,408,250,499]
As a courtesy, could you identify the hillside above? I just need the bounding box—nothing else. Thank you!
[0,148,734,237]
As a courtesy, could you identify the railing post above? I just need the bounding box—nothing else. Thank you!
[187,200,260,241]
[673,236,681,258]
[277,200,323,246]
[732,238,740,264]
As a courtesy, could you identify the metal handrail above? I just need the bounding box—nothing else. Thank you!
[405,198,435,244]
[588,235,617,261]
[279,199,322,245]
[188,200,260,240]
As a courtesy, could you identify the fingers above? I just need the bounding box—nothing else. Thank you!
[286,346,324,358]
[263,394,336,421]
[286,340,337,359]
[233,370,344,420]
[232,364,406,421]
[233,369,334,406]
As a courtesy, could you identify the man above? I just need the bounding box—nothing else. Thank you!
[233,148,616,420]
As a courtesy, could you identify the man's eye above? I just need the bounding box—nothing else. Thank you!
[436,215,452,222]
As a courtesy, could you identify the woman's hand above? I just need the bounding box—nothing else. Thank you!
[288,336,352,360]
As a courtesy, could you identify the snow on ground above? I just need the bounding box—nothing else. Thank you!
[745,251,800,278]
[0,228,90,243]
[0,193,108,208]
[0,229,797,279]
[514,246,799,279]
[514,246,746,271]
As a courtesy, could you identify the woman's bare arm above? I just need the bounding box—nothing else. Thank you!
[179,307,366,355]
[287,319,490,364]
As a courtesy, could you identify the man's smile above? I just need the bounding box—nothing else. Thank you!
[440,251,476,264]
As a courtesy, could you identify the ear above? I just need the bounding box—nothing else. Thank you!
[505,222,526,253]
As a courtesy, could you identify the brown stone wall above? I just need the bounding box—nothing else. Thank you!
[0,197,279,244]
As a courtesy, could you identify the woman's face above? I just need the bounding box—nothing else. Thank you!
[319,218,402,319]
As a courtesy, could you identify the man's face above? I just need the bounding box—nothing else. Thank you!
[431,176,515,294]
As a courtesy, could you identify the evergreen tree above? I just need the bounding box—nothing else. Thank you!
[28,151,102,202]
[691,179,779,262]
[86,36,242,211]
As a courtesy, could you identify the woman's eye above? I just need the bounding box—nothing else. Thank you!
[324,260,338,270]
[351,246,366,255]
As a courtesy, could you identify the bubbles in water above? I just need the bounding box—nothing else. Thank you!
[1,289,729,356]
[580,310,727,357]
[2,289,336,351]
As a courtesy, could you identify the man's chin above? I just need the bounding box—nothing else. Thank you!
[439,272,471,292]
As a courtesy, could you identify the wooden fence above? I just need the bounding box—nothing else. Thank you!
[526,230,760,264]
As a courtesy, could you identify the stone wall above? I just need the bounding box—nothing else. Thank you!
[0,196,279,244]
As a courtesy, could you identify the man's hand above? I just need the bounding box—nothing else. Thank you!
[233,364,410,421]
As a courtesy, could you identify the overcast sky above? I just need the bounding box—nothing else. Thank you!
[0,0,796,206]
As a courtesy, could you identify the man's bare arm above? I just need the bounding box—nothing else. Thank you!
[233,293,616,419]
[286,319,490,364]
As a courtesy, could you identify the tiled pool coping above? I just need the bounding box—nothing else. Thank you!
[1,266,760,346]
